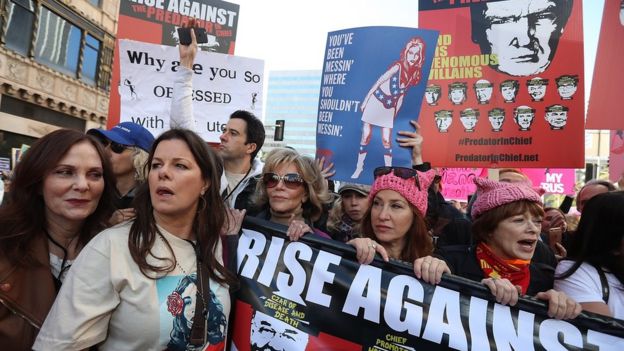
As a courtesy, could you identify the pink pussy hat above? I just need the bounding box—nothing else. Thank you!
[369,167,436,216]
[471,177,543,219]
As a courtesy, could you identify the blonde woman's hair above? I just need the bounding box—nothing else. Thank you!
[132,147,150,182]
[254,148,331,223]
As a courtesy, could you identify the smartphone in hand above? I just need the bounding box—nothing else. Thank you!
[177,27,208,45]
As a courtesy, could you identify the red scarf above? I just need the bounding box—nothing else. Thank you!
[476,242,531,294]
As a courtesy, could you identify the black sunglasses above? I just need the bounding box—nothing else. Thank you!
[262,172,305,189]
[96,137,128,154]
[373,166,421,190]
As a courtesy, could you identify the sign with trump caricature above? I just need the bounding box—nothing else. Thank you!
[418,0,584,168]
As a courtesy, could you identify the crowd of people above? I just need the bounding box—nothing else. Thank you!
[1,25,623,351]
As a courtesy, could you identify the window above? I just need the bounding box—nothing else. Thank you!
[4,0,35,55]
[35,7,82,77]
[0,0,111,90]
[81,34,100,84]
[87,0,100,8]
[1,95,86,130]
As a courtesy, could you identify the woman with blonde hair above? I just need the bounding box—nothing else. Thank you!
[253,148,332,240]
[88,122,154,224]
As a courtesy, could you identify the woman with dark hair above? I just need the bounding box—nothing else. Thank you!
[253,148,333,240]
[555,191,624,319]
[440,178,581,319]
[34,129,240,350]
[348,167,450,285]
[0,129,115,350]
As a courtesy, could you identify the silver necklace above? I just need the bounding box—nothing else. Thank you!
[157,232,209,318]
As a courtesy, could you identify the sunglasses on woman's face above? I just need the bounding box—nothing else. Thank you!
[373,166,421,190]
[97,137,128,154]
[262,172,305,189]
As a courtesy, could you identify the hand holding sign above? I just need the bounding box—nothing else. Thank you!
[178,20,198,70]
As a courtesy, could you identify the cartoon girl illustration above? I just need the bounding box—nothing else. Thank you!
[166,273,227,350]
[351,37,425,179]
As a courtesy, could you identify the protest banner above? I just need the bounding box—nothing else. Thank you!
[586,0,624,129]
[520,168,576,195]
[108,0,240,128]
[610,130,624,182]
[418,0,584,168]
[119,39,263,141]
[315,27,439,185]
[439,167,485,201]
[231,217,624,350]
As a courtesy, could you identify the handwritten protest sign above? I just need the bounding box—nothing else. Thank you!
[119,39,263,141]
[108,0,240,128]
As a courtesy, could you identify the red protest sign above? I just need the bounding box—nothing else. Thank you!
[418,0,584,168]
[586,0,624,129]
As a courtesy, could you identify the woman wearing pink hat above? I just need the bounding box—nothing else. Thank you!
[440,177,581,319]
[347,166,450,285]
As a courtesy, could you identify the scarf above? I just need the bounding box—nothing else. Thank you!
[476,242,530,294]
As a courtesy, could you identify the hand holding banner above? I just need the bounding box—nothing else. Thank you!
[231,217,624,350]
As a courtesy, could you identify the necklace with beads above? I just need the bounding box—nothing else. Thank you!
[157,231,209,319]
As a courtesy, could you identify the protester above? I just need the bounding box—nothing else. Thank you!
[326,183,370,242]
[252,148,332,240]
[0,129,115,350]
[575,179,616,213]
[170,23,265,210]
[555,192,624,319]
[348,167,450,285]
[34,129,241,350]
[88,122,154,224]
[439,178,581,319]
[541,207,572,253]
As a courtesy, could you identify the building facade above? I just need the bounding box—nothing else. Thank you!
[263,70,321,157]
[0,0,118,168]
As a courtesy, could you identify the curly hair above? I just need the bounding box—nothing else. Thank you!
[253,148,331,223]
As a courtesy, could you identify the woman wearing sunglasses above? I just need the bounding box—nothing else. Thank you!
[348,166,450,285]
[253,148,333,240]
[0,129,115,350]
[439,178,581,319]
[88,122,154,225]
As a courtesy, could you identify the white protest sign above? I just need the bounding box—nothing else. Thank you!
[119,39,264,142]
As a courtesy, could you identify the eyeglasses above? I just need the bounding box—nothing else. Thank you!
[96,137,128,154]
[262,172,305,189]
[373,166,421,190]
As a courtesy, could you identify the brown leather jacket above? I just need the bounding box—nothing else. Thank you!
[0,236,56,351]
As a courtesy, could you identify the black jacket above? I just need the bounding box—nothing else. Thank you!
[438,244,555,296]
